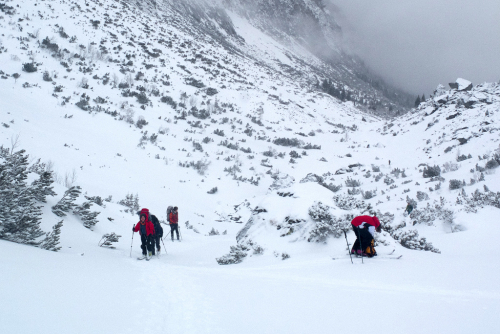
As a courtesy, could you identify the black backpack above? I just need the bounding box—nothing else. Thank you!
[150,214,163,237]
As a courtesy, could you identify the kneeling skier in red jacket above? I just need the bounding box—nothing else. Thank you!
[350,215,382,257]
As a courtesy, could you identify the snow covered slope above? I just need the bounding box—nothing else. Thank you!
[0,0,499,333]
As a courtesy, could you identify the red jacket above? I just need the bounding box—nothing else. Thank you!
[169,212,178,224]
[134,221,155,236]
[351,215,380,228]
[134,208,155,236]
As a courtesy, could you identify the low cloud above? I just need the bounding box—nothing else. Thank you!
[328,0,500,95]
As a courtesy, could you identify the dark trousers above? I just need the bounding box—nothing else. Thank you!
[140,234,154,255]
[152,236,161,255]
[170,224,179,240]
[351,226,374,254]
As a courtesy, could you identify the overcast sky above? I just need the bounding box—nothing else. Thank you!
[328,0,500,96]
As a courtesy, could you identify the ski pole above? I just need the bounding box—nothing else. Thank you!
[178,225,182,241]
[161,237,167,255]
[130,225,135,258]
[343,230,353,264]
[358,227,364,264]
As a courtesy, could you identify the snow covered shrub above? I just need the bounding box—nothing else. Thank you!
[118,193,140,215]
[449,179,465,190]
[320,182,342,193]
[333,194,372,212]
[98,232,121,248]
[345,177,361,187]
[52,186,82,217]
[308,202,353,242]
[374,173,384,182]
[416,191,429,201]
[456,188,500,213]
[194,160,211,175]
[372,165,380,172]
[410,198,454,228]
[273,137,302,148]
[192,142,203,152]
[393,229,440,253]
[362,190,377,200]
[423,165,441,178]
[303,143,321,150]
[391,168,403,178]
[347,188,361,195]
[75,95,90,111]
[281,253,290,260]
[383,175,395,185]
[191,108,210,119]
[39,221,63,252]
[214,129,225,136]
[31,171,57,203]
[22,62,37,73]
[485,159,499,170]
[219,140,239,150]
[0,149,46,245]
[207,187,218,194]
[136,117,148,129]
[208,228,220,236]
[216,244,249,265]
[73,201,100,229]
[206,88,218,96]
[85,195,103,206]
[457,154,471,162]
[160,95,177,109]
[202,136,213,144]
[42,71,52,81]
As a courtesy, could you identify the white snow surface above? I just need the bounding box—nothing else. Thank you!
[0,0,499,333]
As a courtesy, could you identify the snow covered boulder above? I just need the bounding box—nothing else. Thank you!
[449,78,473,91]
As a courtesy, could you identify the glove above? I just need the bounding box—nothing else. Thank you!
[132,226,135,232]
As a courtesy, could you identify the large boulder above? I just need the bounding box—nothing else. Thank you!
[449,78,473,91]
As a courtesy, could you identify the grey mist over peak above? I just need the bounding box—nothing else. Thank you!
[329,0,500,96]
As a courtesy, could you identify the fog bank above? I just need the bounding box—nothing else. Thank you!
[330,0,500,96]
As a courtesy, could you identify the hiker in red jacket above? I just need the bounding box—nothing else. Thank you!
[169,206,179,241]
[350,215,381,257]
[133,208,155,259]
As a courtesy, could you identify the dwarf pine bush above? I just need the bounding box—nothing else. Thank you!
[98,232,121,248]
[52,186,82,217]
[423,165,441,178]
[308,202,352,242]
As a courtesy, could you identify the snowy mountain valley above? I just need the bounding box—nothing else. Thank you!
[1,0,499,333]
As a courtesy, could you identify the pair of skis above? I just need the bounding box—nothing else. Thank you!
[339,230,402,262]
[332,254,402,260]
[137,250,161,261]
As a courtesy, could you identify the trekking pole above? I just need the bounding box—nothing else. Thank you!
[161,237,167,255]
[178,226,182,241]
[130,225,135,258]
[343,230,353,264]
[358,227,364,264]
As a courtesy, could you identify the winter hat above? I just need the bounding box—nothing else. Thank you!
[174,206,178,211]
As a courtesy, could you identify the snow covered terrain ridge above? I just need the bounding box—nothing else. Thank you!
[1,0,500,333]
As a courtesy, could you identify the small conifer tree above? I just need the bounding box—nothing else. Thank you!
[52,186,82,217]
[39,220,63,252]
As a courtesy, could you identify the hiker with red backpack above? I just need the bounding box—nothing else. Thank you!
[168,206,180,241]
[350,214,382,257]
[132,208,155,260]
